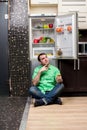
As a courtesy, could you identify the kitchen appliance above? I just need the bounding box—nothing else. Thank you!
[29,12,78,60]
[29,13,78,75]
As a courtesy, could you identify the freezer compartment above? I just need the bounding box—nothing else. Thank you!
[33,47,55,58]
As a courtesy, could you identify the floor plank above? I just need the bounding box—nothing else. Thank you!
[26,97,87,130]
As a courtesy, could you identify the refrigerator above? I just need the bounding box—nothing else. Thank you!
[29,12,78,74]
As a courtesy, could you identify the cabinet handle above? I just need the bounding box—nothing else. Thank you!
[58,60,62,71]
[78,59,80,70]
[74,59,76,70]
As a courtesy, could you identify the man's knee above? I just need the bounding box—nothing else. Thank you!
[56,83,64,93]
[60,83,64,90]
[59,83,64,93]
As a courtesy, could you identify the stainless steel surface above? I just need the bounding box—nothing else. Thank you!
[77,58,80,70]
[74,59,76,70]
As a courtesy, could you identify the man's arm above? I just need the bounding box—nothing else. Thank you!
[32,65,48,86]
[32,71,41,86]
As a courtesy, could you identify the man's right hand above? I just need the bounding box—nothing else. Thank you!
[39,65,48,73]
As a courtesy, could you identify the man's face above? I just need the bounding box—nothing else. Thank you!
[39,54,49,66]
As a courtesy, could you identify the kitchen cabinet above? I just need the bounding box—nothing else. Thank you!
[30,0,58,6]
[78,13,87,29]
[58,0,87,13]
[77,57,87,92]
[29,0,58,15]
[58,60,77,92]
[58,57,87,94]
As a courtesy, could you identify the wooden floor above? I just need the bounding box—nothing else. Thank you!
[26,97,87,130]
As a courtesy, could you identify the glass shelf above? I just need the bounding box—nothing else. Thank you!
[32,28,54,31]
[32,43,55,47]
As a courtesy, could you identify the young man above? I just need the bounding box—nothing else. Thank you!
[29,53,64,107]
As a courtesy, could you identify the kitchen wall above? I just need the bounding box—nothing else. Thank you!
[8,0,30,96]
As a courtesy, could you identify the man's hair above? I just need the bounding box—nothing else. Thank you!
[38,53,47,62]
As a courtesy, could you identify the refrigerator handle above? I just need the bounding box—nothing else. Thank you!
[74,59,76,70]
[77,58,80,70]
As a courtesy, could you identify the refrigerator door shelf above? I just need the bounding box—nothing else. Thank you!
[55,12,78,59]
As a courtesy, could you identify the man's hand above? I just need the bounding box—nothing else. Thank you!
[32,64,49,86]
[39,64,48,73]
[56,75,63,83]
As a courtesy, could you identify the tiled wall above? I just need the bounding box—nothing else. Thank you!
[8,0,30,96]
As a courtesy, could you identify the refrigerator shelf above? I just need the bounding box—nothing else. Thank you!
[32,43,55,47]
[32,28,54,30]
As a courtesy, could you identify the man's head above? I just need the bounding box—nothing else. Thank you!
[37,53,49,66]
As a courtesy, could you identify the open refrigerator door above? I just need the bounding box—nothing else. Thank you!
[55,12,78,59]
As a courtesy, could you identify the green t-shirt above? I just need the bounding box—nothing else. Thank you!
[32,64,61,94]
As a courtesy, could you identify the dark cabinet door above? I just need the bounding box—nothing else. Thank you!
[77,57,87,92]
[0,2,9,95]
[58,60,77,92]
[58,58,87,94]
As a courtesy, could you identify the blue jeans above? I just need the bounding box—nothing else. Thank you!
[29,83,64,104]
